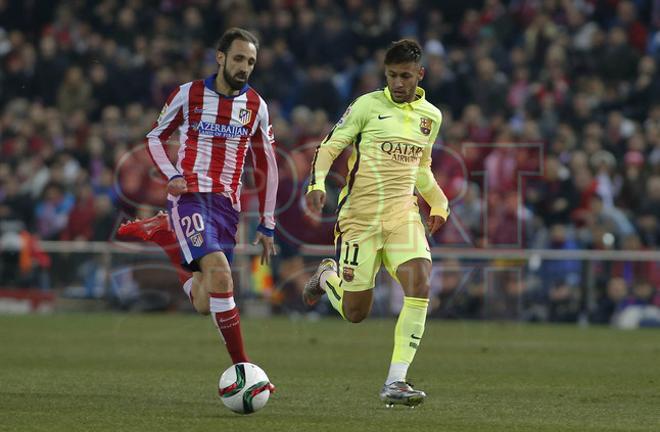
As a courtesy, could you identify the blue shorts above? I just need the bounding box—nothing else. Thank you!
[167,193,239,272]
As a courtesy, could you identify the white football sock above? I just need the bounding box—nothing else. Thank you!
[385,362,409,385]
[182,277,194,302]
[319,269,334,291]
[210,293,236,313]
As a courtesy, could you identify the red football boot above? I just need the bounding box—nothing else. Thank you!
[117,211,171,242]
[118,211,191,285]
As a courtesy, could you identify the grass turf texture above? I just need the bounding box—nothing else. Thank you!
[1,314,659,432]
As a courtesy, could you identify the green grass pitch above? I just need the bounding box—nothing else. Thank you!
[1,314,659,432]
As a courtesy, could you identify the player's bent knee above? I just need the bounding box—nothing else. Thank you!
[412,281,430,299]
[196,307,211,316]
[344,308,369,323]
[205,271,233,293]
[200,252,233,293]
[342,290,373,323]
[397,258,432,299]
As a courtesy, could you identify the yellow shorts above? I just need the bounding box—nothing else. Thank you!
[334,211,431,292]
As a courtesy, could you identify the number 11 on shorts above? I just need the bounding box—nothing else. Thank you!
[343,242,359,266]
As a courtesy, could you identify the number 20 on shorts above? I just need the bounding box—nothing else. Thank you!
[181,213,205,236]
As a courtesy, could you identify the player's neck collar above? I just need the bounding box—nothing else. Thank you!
[204,74,250,98]
[383,86,426,107]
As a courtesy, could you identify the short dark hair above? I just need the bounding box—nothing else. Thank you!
[384,39,423,65]
[216,28,259,53]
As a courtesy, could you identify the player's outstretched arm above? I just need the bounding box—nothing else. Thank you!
[306,96,371,210]
[415,167,450,233]
[249,99,279,266]
[415,113,449,234]
[146,86,186,181]
[415,139,450,234]
[250,99,279,232]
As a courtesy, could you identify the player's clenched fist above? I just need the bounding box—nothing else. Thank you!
[167,176,188,196]
[306,190,326,214]
[428,215,447,235]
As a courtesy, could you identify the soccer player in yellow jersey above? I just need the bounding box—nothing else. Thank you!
[303,39,450,407]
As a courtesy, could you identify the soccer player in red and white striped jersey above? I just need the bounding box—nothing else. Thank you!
[119,28,277,369]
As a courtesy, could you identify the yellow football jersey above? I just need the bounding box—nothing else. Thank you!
[308,86,449,228]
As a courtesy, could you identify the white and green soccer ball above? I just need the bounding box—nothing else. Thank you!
[218,362,272,414]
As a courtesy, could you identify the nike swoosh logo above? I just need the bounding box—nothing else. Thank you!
[218,314,238,323]
[378,115,391,120]
[411,334,422,340]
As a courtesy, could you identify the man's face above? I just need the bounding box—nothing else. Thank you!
[217,39,257,90]
[385,62,424,103]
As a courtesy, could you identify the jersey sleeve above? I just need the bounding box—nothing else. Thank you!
[307,96,371,193]
[146,87,185,180]
[250,100,278,230]
[415,111,450,219]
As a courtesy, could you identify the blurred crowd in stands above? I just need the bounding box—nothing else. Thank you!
[0,0,658,323]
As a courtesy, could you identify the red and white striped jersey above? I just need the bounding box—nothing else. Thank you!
[146,75,278,229]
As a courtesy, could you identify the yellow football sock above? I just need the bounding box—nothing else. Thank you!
[388,296,429,383]
[321,270,345,319]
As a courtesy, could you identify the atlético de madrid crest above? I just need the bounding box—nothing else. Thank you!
[239,108,252,125]
[189,233,204,247]
[419,117,432,135]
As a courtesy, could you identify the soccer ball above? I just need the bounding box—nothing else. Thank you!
[218,362,273,414]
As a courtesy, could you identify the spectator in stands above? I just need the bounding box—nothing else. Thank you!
[531,156,577,226]
[34,182,74,240]
[538,224,581,291]
[57,66,92,117]
[60,184,96,241]
[92,194,116,242]
[617,151,647,214]
[0,175,34,227]
[591,277,628,324]
[588,194,636,247]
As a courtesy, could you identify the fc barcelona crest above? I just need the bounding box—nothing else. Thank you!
[343,267,354,282]
[419,117,433,135]
[239,108,252,125]
[189,233,204,247]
